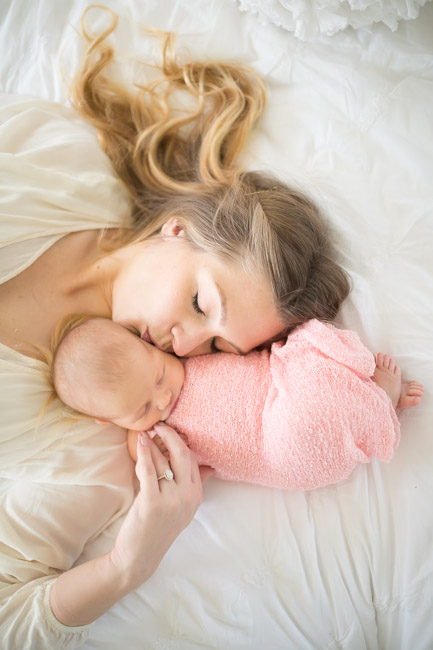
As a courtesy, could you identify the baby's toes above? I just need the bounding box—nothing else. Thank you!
[383,354,395,370]
[392,360,401,378]
[408,381,424,396]
[376,353,384,368]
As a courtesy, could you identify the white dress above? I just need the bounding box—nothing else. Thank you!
[0,96,135,649]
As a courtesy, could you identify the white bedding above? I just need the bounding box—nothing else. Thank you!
[236,0,430,38]
[1,1,432,648]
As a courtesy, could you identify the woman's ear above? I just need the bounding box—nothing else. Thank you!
[160,217,186,238]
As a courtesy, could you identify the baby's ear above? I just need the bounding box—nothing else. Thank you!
[94,418,110,425]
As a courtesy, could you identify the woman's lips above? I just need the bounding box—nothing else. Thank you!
[141,329,175,354]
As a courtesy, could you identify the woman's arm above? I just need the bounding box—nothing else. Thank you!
[50,425,207,626]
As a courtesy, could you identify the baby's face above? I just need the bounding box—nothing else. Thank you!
[97,337,185,432]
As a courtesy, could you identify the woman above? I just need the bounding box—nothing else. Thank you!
[0,8,349,648]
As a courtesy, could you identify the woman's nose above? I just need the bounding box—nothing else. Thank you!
[156,387,172,411]
[171,323,213,357]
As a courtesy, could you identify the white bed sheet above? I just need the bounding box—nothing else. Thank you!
[1,1,432,648]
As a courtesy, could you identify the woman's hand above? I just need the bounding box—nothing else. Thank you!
[110,423,211,591]
[127,426,187,462]
[50,424,213,627]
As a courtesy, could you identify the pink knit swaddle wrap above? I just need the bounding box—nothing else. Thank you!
[167,320,400,490]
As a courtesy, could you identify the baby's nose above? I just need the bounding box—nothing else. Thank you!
[156,388,172,411]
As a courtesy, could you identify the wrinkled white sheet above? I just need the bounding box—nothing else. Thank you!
[1,1,432,648]
[236,0,430,39]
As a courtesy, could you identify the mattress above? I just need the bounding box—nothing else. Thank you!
[1,1,432,648]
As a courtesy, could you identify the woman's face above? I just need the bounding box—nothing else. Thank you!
[111,218,285,357]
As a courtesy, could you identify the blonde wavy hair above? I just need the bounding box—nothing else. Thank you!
[69,6,350,336]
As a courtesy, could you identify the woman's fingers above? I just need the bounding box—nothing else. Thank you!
[137,425,205,528]
[150,433,169,458]
[110,427,205,590]
[153,423,215,486]
[138,426,213,488]
[152,423,193,483]
[199,465,215,483]
[136,433,172,486]
[135,435,160,494]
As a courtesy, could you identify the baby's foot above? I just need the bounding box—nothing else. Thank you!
[397,380,424,410]
[373,353,424,411]
[373,354,401,409]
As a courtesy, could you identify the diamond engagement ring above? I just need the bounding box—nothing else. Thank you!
[157,468,174,481]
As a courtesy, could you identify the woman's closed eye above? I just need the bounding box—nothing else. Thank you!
[191,294,221,353]
[192,293,205,316]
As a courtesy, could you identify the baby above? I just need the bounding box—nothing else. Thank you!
[51,316,185,434]
[49,317,423,490]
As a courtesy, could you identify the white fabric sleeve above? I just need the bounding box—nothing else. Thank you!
[0,94,135,648]
[0,94,130,285]
[0,479,131,650]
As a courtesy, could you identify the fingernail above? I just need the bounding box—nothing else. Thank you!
[147,428,156,439]
[138,432,148,446]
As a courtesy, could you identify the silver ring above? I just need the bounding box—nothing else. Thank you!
[157,468,174,481]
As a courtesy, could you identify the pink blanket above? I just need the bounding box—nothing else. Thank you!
[167,320,400,490]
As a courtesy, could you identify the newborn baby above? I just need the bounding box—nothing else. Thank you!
[48,316,423,490]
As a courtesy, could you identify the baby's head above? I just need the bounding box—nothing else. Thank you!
[52,317,185,431]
